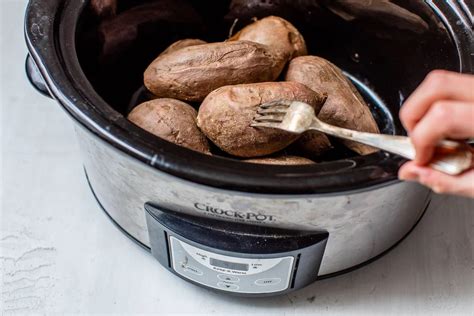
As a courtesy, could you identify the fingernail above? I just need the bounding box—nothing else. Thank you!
[400,171,419,182]
[406,166,431,182]
[432,186,442,194]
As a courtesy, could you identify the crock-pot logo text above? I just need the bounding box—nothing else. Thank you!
[194,203,276,223]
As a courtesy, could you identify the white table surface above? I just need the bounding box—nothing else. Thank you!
[1,1,473,315]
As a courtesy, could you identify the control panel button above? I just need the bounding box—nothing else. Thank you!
[255,278,282,286]
[168,237,295,294]
[182,265,203,276]
[217,275,240,283]
[217,282,239,291]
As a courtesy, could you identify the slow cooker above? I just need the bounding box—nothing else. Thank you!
[25,0,473,297]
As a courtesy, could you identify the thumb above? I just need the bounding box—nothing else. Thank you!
[407,165,474,197]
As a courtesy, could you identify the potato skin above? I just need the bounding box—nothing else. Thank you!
[245,156,315,165]
[160,39,207,56]
[230,16,307,59]
[128,99,210,154]
[285,56,380,155]
[197,82,327,157]
[295,132,332,158]
[144,41,287,102]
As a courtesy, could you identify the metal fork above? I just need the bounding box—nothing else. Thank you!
[251,100,473,175]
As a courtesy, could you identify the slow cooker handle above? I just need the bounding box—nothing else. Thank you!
[25,54,53,98]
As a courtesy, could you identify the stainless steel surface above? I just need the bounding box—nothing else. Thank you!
[76,125,431,276]
[253,100,473,175]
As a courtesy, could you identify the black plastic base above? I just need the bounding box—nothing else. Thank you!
[84,169,430,281]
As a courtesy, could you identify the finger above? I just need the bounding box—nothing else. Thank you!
[398,161,420,181]
[410,101,474,164]
[400,165,474,198]
[400,71,474,132]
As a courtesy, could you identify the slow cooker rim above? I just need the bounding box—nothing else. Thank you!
[24,0,472,195]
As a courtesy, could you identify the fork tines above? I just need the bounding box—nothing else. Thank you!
[256,107,288,115]
[253,114,283,123]
[258,99,293,109]
[251,100,292,127]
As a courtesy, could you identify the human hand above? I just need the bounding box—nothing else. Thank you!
[398,70,474,198]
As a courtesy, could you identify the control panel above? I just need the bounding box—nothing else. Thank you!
[170,236,294,293]
[144,203,328,296]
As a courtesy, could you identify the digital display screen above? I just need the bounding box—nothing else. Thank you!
[210,258,249,271]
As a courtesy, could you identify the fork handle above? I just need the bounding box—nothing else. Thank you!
[310,120,473,176]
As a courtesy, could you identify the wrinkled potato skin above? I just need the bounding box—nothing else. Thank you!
[285,56,380,155]
[144,41,287,102]
[160,39,207,56]
[295,132,332,158]
[230,16,307,59]
[197,82,327,157]
[128,99,211,154]
[245,156,315,165]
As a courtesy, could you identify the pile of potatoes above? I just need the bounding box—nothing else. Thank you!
[127,16,380,165]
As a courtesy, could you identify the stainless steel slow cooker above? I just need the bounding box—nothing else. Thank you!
[25,0,473,296]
